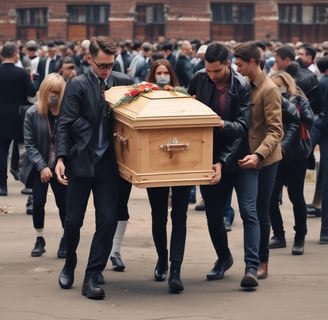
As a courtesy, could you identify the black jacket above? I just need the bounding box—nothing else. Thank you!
[280,96,300,158]
[282,94,314,161]
[21,104,51,187]
[56,70,132,178]
[286,62,323,115]
[188,67,251,173]
[0,63,36,139]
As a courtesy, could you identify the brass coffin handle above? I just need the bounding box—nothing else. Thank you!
[160,137,189,159]
[113,132,128,146]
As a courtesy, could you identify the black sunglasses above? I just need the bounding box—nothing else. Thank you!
[91,57,114,70]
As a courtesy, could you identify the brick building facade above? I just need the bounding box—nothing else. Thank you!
[0,0,327,44]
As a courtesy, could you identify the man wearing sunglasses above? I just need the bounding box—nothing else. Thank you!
[55,36,132,300]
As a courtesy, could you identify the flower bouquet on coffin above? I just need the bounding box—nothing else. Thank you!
[112,81,189,108]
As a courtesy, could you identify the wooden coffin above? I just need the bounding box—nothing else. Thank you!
[105,85,221,187]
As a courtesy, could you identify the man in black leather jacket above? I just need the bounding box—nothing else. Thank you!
[188,42,260,289]
[55,36,132,300]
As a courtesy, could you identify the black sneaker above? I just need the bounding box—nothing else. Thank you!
[31,236,46,257]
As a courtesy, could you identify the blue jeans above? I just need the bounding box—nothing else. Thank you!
[201,168,260,271]
[257,162,279,263]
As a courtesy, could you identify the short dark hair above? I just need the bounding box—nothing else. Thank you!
[160,41,174,52]
[234,41,261,65]
[317,55,328,73]
[1,42,17,58]
[275,45,295,61]
[299,44,317,61]
[205,42,229,64]
[89,36,116,57]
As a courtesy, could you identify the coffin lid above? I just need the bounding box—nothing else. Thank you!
[105,85,221,129]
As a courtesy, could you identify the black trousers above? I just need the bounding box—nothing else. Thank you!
[117,177,132,221]
[32,171,66,229]
[270,159,308,239]
[63,149,119,277]
[0,138,13,185]
[146,185,191,266]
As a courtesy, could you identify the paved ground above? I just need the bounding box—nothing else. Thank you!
[0,170,327,320]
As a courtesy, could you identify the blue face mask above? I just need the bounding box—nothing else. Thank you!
[156,76,171,87]
[48,96,59,106]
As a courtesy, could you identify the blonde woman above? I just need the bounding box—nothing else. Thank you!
[21,73,67,258]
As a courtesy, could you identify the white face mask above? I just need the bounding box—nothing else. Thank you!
[156,75,171,87]
[279,85,287,94]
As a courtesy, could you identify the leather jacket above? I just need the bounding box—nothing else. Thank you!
[56,70,132,178]
[282,94,314,161]
[280,96,300,158]
[286,62,323,115]
[188,67,251,173]
[21,104,51,187]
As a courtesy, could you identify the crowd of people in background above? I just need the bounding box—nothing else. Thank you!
[0,35,327,299]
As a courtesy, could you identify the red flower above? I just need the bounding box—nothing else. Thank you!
[112,82,189,108]
[128,89,140,97]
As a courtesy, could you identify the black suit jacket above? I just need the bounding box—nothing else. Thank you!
[33,55,62,90]
[56,70,133,178]
[0,63,36,139]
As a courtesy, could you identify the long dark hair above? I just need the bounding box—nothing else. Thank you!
[146,59,179,86]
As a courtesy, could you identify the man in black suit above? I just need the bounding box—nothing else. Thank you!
[55,36,132,300]
[0,42,36,195]
[33,41,62,90]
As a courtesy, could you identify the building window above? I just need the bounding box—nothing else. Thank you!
[67,5,110,41]
[211,3,254,24]
[278,4,328,43]
[67,5,109,24]
[16,8,48,40]
[278,5,302,24]
[134,4,165,41]
[314,5,328,24]
[210,3,254,41]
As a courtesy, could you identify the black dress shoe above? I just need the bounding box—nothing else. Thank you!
[240,268,258,288]
[168,268,184,294]
[269,236,286,249]
[0,185,8,196]
[31,236,46,257]
[82,275,105,300]
[59,256,77,289]
[110,252,125,272]
[154,261,168,281]
[207,254,233,280]
[57,237,66,259]
[21,187,32,195]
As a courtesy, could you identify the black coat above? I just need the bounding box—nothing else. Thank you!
[188,67,251,173]
[56,70,133,178]
[33,55,63,90]
[0,63,36,139]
